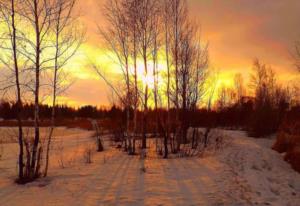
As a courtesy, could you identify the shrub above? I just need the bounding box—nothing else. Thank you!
[273,120,300,172]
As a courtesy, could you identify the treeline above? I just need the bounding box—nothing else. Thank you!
[113,94,300,138]
[200,59,299,137]
[0,102,115,120]
[1,60,298,137]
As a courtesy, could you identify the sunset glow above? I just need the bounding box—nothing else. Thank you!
[48,0,299,107]
[1,0,299,107]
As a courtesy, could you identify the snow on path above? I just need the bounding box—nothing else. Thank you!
[0,129,299,206]
[219,130,300,206]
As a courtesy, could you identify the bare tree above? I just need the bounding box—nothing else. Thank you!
[250,59,276,102]
[234,73,245,104]
[164,0,208,152]
[177,22,208,147]
[97,0,135,153]
[165,0,188,152]
[249,59,278,137]
[216,85,236,110]
[127,0,140,155]
[44,0,84,177]
[151,7,161,152]
[0,0,25,181]
[204,71,218,147]
[162,0,174,158]
[189,37,208,109]
[18,0,56,179]
[168,0,188,116]
[217,85,228,110]
[136,0,160,149]
[1,0,55,181]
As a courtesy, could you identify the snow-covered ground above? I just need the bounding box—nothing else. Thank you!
[0,128,299,206]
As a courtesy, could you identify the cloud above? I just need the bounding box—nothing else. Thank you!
[188,0,300,73]
[65,0,300,106]
[63,78,110,107]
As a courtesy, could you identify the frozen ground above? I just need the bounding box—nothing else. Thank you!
[0,128,299,206]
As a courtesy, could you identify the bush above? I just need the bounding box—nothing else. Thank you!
[272,120,300,172]
[284,147,300,172]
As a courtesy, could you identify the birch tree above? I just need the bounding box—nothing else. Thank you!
[178,21,208,148]
[0,0,59,182]
[234,73,245,104]
[0,0,25,181]
[98,0,133,153]
[127,0,140,154]
[151,6,161,152]
[164,0,188,152]
[44,0,84,177]
[136,0,159,149]
[165,0,208,152]
[19,0,55,179]
[162,0,172,158]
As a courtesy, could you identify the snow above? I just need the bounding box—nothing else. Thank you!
[0,128,299,206]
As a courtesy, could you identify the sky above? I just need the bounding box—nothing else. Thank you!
[61,0,300,107]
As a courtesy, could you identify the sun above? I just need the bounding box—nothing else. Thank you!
[141,74,155,89]
[133,62,160,90]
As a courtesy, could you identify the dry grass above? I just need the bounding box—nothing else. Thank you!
[83,145,94,164]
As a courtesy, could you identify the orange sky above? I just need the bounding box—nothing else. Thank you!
[61,0,300,107]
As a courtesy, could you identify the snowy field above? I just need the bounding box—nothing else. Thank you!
[0,128,299,206]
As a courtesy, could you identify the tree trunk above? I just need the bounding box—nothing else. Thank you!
[142,54,148,149]
[11,0,24,181]
[44,21,60,177]
[133,33,138,155]
[164,7,170,158]
[31,0,41,178]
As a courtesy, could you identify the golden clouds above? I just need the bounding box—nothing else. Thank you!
[62,0,300,107]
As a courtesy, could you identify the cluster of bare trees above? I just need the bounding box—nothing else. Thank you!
[94,0,208,158]
[0,0,83,183]
[248,59,293,137]
[216,73,245,111]
[211,58,297,136]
